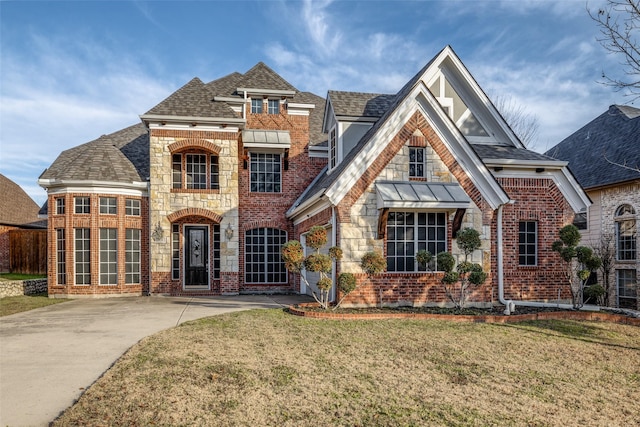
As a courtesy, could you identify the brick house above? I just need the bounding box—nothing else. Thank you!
[0,174,47,274]
[39,46,590,307]
[545,105,639,310]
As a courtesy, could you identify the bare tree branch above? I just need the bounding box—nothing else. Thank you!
[603,150,640,172]
[589,0,640,99]
[491,94,540,150]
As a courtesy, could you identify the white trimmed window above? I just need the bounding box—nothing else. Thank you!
[56,198,65,215]
[125,199,140,216]
[172,224,180,280]
[56,229,66,285]
[99,228,117,285]
[75,197,90,214]
[125,229,140,284]
[99,197,117,215]
[74,228,91,285]
[387,212,447,272]
[251,98,263,114]
[519,221,537,266]
[250,153,281,192]
[172,154,219,190]
[268,99,279,114]
[615,204,636,261]
[245,228,287,284]
[409,147,425,178]
[329,128,337,169]
[617,269,637,309]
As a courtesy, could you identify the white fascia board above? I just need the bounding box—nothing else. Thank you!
[140,114,245,128]
[213,96,244,104]
[483,159,569,168]
[287,188,329,221]
[243,142,291,149]
[237,88,296,97]
[335,116,379,123]
[322,97,335,134]
[492,168,591,212]
[287,103,315,109]
[291,196,332,225]
[38,179,148,196]
[147,122,241,132]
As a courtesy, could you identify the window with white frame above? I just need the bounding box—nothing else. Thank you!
[99,228,117,285]
[172,224,180,280]
[519,221,537,266]
[125,199,140,216]
[251,98,263,114]
[56,229,66,285]
[615,204,636,261]
[99,197,117,215]
[75,197,90,214]
[268,99,279,114]
[245,228,287,284]
[329,128,337,169]
[387,212,447,272]
[250,152,281,192]
[172,154,219,190]
[125,229,140,284]
[409,147,425,178]
[75,228,91,285]
[617,269,637,309]
[56,198,65,215]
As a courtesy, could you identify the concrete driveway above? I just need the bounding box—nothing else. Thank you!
[0,294,310,427]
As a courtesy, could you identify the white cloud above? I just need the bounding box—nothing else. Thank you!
[0,32,171,204]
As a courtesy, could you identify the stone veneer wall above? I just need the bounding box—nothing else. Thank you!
[588,182,640,309]
[148,129,240,295]
[337,119,491,307]
[0,279,48,298]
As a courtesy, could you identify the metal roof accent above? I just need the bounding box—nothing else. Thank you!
[375,181,471,210]
[242,130,291,148]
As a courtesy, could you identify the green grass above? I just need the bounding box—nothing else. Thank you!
[0,293,68,316]
[52,309,640,426]
[0,273,47,280]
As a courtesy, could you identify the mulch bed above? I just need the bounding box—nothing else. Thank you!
[288,303,640,325]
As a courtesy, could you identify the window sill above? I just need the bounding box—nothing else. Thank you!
[171,189,220,194]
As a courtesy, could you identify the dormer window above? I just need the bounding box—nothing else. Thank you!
[251,98,263,114]
[329,128,337,169]
[268,99,279,115]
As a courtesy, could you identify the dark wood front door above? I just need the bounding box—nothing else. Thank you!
[185,226,208,288]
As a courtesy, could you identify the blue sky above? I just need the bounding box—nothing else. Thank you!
[0,0,631,205]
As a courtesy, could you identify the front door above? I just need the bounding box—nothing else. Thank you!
[185,226,208,288]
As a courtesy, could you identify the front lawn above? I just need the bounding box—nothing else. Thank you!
[0,294,68,317]
[53,310,639,426]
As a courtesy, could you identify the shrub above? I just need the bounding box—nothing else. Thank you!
[360,251,386,275]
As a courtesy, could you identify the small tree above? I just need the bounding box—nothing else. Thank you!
[418,227,487,309]
[551,225,603,309]
[281,226,342,310]
[591,233,615,306]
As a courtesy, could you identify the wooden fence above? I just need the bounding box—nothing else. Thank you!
[9,229,47,275]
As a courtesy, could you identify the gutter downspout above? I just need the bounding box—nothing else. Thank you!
[497,202,598,314]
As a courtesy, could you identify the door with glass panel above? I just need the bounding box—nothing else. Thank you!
[184,226,208,288]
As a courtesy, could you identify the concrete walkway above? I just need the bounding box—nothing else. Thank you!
[0,294,310,427]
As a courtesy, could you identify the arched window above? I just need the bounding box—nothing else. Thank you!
[615,204,636,261]
[245,228,287,284]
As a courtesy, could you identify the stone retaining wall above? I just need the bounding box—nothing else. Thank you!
[0,279,48,298]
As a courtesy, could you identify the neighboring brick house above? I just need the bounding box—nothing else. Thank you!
[545,105,640,310]
[0,174,47,273]
[39,46,590,307]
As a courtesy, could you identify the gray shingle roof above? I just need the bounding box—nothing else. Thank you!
[40,123,149,183]
[145,78,238,118]
[237,62,298,92]
[544,105,640,189]
[328,91,396,118]
[472,144,558,162]
[0,174,45,227]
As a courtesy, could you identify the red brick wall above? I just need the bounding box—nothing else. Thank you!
[47,193,149,297]
[237,102,327,293]
[498,177,574,302]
